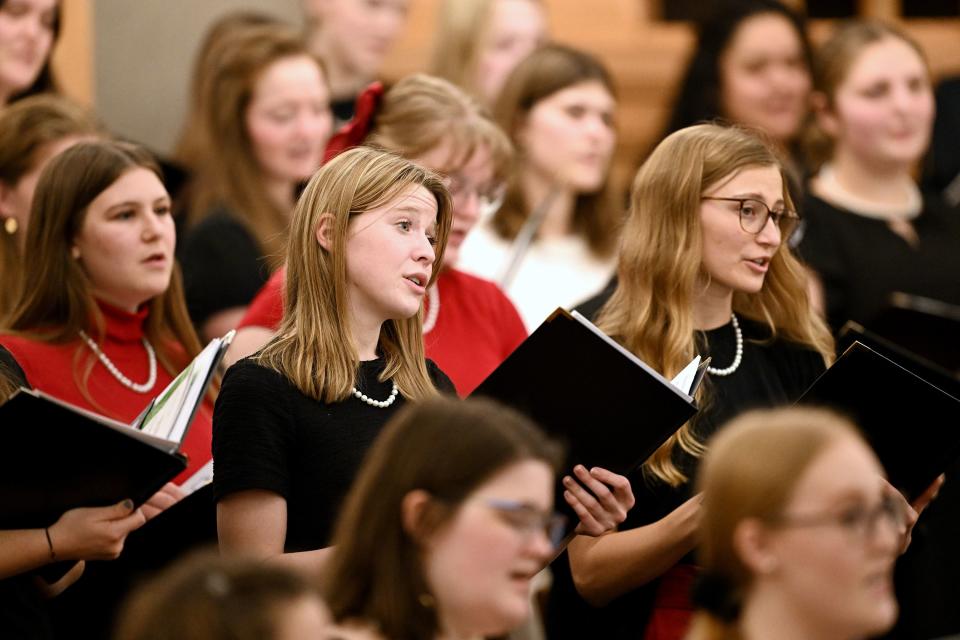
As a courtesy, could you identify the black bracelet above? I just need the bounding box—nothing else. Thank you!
[43,527,56,561]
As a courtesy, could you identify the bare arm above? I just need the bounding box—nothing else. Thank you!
[567,493,701,606]
[222,326,276,368]
[217,489,332,578]
[201,307,248,343]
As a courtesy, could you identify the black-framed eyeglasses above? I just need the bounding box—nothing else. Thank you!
[702,197,801,239]
[485,498,568,549]
[771,494,906,543]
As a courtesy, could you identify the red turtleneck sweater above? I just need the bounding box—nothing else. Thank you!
[0,302,213,484]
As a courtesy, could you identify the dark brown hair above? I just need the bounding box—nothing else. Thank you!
[492,43,621,258]
[324,396,562,640]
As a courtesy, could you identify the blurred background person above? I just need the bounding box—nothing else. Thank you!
[686,407,902,640]
[457,44,621,330]
[302,0,409,125]
[113,550,330,640]
[430,0,547,107]
[799,20,960,332]
[0,94,102,318]
[0,0,59,106]
[177,23,333,341]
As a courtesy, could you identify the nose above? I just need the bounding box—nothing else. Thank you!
[526,528,555,564]
[141,210,166,240]
[414,231,436,267]
[455,190,481,227]
[756,212,782,246]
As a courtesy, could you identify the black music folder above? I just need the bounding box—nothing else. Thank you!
[866,292,960,376]
[471,308,702,477]
[0,332,233,530]
[798,340,960,501]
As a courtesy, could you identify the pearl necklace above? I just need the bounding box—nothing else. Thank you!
[706,314,743,377]
[422,284,440,334]
[351,379,399,408]
[79,330,158,393]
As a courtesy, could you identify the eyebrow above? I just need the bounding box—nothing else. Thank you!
[726,192,785,205]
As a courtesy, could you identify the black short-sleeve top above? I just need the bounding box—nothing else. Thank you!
[212,357,454,552]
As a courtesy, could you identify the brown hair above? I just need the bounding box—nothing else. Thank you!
[3,141,203,418]
[185,22,321,265]
[324,396,562,640]
[367,73,513,182]
[113,549,325,640]
[597,124,833,486]
[0,95,102,317]
[803,20,929,172]
[492,43,621,258]
[255,146,452,403]
[686,407,861,640]
[173,10,280,170]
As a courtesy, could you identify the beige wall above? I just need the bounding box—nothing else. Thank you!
[89,0,301,156]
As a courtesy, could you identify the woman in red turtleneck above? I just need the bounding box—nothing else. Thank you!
[0,141,212,625]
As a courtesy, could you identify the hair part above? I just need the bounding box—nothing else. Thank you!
[255,146,452,404]
[492,43,622,257]
[596,123,833,486]
[324,396,563,640]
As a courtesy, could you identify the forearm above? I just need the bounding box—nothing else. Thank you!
[568,510,698,606]
[0,529,57,579]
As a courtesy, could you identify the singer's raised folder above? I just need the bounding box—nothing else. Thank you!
[471,308,702,476]
[798,340,960,501]
[0,331,233,529]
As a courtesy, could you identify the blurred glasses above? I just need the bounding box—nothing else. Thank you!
[444,173,507,218]
[485,498,567,549]
[773,494,906,543]
[701,196,801,240]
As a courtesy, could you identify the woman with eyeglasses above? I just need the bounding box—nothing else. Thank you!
[688,407,904,640]
[323,396,569,640]
[547,123,834,640]
[230,74,528,396]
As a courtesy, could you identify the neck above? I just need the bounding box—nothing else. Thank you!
[263,177,295,212]
[823,149,916,209]
[740,588,855,640]
[521,167,574,239]
[693,280,734,330]
[350,306,383,361]
[308,34,369,102]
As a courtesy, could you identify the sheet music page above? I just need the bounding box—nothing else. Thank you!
[670,356,701,395]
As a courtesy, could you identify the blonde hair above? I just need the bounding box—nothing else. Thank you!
[367,73,513,182]
[597,124,833,486]
[492,43,621,258]
[803,20,929,172]
[255,147,452,403]
[185,23,321,266]
[429,0,543,101]
[686,407,861,640]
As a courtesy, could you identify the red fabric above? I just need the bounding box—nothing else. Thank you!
[238,267,285,330]
[237,268,528,396]
[0,301,213,485]
[323,81,385,163]
[643,564,698,640]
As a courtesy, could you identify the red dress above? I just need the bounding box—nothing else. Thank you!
[238,267,528,396]
[0,302,213,484]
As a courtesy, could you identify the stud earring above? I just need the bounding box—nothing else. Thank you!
[3,216,17,235]
[71,245,81,259]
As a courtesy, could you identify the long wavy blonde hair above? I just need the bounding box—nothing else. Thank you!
[255,147,452,403]
[597,124,833,486]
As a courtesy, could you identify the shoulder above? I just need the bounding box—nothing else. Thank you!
[221,357,291,392]
[742,319,826,386]
[426,359,457,395]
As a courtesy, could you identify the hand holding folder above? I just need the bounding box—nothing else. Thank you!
[0,331,233,531]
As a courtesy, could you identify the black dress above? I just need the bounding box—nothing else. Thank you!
[178,208,272,330]
[545,317,826,640]
[797,194,960,333]
[212,357,454,550]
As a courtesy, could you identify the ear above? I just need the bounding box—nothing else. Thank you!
[401,489,433,543]
[810,91,840,139]
[314,212,336,251]
[732,518,780,576]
